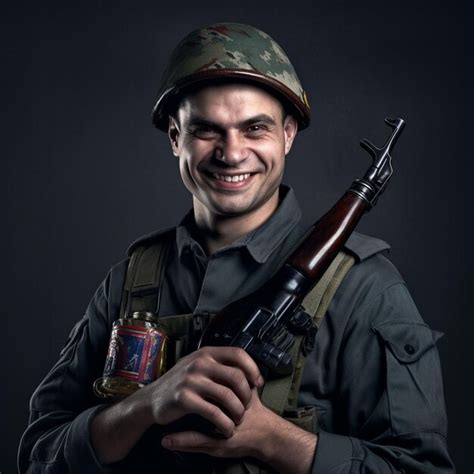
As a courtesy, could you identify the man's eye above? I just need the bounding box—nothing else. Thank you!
[247,124,266,134]
[192,127,219,139]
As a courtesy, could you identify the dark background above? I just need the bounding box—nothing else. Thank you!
[2,1,472,472]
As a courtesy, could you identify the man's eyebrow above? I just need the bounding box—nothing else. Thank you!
[240,114,276,128]
[187,117,222,129]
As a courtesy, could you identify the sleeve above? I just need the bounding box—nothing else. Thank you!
[17,271,122,474]
[311,280,455,473]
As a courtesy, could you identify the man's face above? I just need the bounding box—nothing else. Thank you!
[168,83,298,219]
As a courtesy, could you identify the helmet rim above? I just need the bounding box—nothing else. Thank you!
[152,68,310,132]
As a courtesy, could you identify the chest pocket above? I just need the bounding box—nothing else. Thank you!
[373,321,446,436]
[121,231,355,474]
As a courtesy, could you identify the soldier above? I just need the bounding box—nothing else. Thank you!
[18,23,454,473]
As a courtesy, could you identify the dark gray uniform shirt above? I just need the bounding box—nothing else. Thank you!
[18,186,454,473]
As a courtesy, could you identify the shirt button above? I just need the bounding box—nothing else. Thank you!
[404,344,416,355]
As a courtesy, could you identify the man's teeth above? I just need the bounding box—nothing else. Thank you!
[212,173,251,183]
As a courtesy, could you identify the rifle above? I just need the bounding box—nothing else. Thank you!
[198,118,405,376]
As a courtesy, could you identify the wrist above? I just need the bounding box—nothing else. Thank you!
[91,391,155,464]
[123,384,156,429]
[262,415,318,474]
[250,407,288,463]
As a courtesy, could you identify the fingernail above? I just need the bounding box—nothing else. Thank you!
[256,375,264,387]
[162,437,172,449]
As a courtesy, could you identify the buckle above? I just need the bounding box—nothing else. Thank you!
[302,325,317,356]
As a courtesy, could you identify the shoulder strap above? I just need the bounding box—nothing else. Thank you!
[119,230,174,319]
[302,251,355,328]
[121,233,354,417]
[261,251,355,414]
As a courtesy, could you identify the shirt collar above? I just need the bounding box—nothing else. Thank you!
[175,185,303,263]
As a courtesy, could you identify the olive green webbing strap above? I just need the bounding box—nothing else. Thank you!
[120,242,354,417]
[120,237,354,474]
[260,251,355,414]
[287,251,355,410]
[119,231,174,319]
[303,252,356,328]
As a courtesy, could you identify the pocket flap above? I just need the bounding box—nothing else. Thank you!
[373,321,443,363]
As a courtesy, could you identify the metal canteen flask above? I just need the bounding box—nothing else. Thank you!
[93,311,168,399]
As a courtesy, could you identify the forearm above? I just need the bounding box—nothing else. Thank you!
[19,406,121,474]
[91,392,154,464]
[259,417,450,474]
[260,416,317,474]
[310,430,454,473]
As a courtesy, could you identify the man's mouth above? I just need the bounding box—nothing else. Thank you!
[212,172,251,183]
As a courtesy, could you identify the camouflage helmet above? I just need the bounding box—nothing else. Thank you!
[152,22,310,132]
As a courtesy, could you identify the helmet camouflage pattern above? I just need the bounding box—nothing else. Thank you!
[152,22,310,131]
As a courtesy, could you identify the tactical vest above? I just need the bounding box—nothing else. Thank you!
[120,229,355,474]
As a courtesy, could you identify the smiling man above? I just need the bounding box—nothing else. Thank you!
[169,83,297,253]
[18,23,454,474]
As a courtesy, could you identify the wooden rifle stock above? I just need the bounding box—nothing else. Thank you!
[199,118,405,373]
[288,192,366,281]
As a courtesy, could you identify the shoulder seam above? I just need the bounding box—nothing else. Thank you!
[344,231,391,262]
[338,281,407,348]
[353,280,407,320]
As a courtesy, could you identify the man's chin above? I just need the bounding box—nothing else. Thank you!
[196,188,280,220]
[203,197,256,218]
[210,204,253,218]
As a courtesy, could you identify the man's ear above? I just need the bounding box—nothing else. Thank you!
[168,116,180,157]
[283,115,298,155]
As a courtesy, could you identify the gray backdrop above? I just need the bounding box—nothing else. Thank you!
[3,1,472,473]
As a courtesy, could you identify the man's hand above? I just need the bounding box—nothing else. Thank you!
[161,388,318,474]
[141,346,263,436]
[91,346,263,464]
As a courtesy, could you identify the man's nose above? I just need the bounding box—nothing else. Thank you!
[216,132,249,165]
